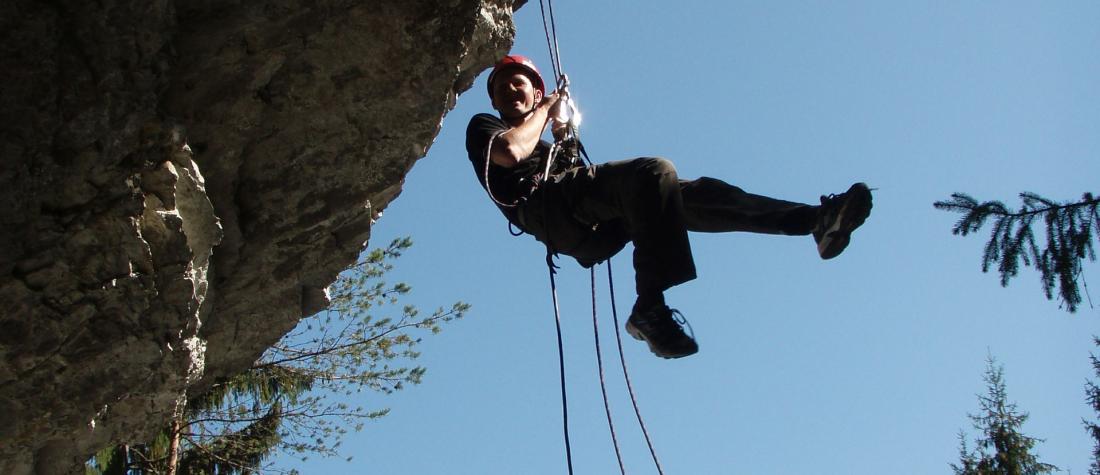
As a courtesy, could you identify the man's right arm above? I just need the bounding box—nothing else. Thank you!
[488,92,559,168]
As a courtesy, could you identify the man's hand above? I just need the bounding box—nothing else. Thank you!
[545,91,564,119]
[547,91,571,141]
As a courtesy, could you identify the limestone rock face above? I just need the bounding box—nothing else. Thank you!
[0,0,516,472]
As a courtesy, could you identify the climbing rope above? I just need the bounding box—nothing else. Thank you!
[532,1,667,473]
[606,259,666,475]
[546,258,575,475]
[591,266,627,475]
[536,3,577,473]
[538,142,665,475]
[538,0,564,82]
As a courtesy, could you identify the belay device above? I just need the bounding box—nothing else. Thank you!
[542,74,583,182]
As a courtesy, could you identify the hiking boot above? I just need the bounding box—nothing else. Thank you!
[625,304,698,359]
[814,182,873,260]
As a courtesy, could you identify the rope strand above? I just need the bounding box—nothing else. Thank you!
[592,267,627,475]
[538,0,562,80]
[546,0,564,77]
[547,260,575,475]
[608,260,666,475]
[536,3,666,474]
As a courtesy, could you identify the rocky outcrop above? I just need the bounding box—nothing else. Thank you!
[0,0,517,472]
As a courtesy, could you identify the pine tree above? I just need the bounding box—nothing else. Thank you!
[934,192,1099,312]
[952,355,1058,475]
[1085,337,1100,475]
[85,446,128,475]
[87,237,468,474]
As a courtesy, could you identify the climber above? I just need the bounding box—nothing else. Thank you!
[465,55,873,359]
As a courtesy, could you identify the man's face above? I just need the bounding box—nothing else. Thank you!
[491,69,543,120]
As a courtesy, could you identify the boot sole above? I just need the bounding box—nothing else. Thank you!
[625,321,698,359]
[818,184,872,260]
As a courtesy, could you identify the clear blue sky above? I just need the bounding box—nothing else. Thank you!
[276,2,1100,473]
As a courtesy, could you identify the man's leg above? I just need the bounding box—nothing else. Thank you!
[556,157,697,296]
[680,177,818,235]
[679,177,873,259]
[549,157,699,358]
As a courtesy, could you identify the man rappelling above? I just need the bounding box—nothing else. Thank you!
[465,55,873,360]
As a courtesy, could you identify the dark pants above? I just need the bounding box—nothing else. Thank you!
[516,157,817,296]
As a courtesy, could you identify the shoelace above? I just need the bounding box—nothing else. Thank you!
[669,309,695,341]
[820,192,843,207]
[817,193,846,230]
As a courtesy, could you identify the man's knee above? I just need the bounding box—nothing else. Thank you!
[636,157,677,177]
[627,158,680,196]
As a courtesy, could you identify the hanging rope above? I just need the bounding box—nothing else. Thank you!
[537,3,574,473]
[538,0,564,81]
[607,259,667,475]
[533,2,667,474]
[547,259,575,475]
[591,267,627,475]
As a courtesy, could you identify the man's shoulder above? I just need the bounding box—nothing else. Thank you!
[466,113,506,160]
[466,113,506,144]
[468,112,504,130]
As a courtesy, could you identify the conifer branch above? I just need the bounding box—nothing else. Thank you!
[953,355,1058,474]
[87,237,468,474]
[254,306,464,370]
[1085,337,1100,475]
[935,192,1099,312]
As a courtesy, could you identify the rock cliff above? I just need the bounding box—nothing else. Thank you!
[0,1,517,472]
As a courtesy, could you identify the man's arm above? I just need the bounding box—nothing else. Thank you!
[489,92,560,168]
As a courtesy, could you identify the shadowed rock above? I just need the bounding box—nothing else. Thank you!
[0,0,518,472]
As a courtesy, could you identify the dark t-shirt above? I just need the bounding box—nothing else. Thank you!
[465,113,550,207]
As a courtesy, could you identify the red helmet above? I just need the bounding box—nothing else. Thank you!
[486,54,546,99]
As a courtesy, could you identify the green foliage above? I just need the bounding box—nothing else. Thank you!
[85,446,128,475]
[87,237,468,474]
[176,401,283,474]
[952,356,1058,475]
[1086,337,1100,475]
[187,365,314,418]
[934,192,1099,312]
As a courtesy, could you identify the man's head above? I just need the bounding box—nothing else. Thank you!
[487,55,546,120]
